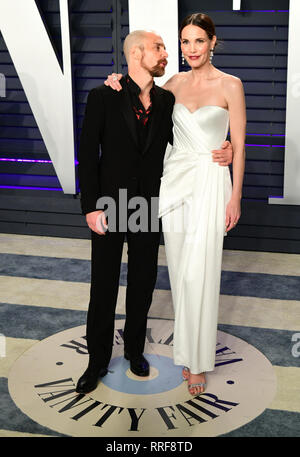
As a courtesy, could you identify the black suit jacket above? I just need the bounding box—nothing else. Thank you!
[78,77,175,216]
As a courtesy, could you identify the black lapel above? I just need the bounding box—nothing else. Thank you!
[119,77,139,148]
[142,87,166,155]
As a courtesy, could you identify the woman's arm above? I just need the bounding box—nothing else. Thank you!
[223,75,246,232]
[102,71,181,92]
[103,71,183,93]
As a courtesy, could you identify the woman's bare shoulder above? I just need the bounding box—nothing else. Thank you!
[218,72,245,109]
[219,72,243,91]
[163,71,190,91]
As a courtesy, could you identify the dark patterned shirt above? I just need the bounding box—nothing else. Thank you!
[126,74,155,148]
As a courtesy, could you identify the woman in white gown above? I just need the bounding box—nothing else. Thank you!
[105,13,246,396]
[159,13,246,395]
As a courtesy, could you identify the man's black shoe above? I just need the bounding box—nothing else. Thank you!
[124,352,150,377]
[76,367,108,394]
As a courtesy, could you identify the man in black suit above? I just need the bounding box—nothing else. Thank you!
[76,30,232,394]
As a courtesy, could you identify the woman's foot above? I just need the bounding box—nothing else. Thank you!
[182,366,190,381]
[188,372,206,395]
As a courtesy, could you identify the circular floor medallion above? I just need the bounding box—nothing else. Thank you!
[8,319,277,437]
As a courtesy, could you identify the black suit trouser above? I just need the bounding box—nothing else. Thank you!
[86,227,161,368]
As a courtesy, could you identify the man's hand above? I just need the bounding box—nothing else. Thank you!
[212,140,233,166]
[86,210,108,235]
[104,73,123,91]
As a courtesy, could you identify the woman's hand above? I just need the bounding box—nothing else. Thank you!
[104,73,123,91]
[225,197,241,232]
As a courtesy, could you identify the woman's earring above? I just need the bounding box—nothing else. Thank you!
[181,53,185,65]
[210,49,214,63]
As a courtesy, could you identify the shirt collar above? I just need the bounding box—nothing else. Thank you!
[126,74,156,96]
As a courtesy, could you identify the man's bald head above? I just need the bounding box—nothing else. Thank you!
[123,30,157,63]
[123,30,168,77]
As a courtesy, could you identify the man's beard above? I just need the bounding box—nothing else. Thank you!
[141,57,167,77]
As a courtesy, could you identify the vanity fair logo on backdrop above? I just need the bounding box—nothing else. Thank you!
[1,0,299,204]
[0,0,75,193]
[8,319,276,437]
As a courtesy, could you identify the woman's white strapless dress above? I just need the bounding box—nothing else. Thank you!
[158,104,232,374]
